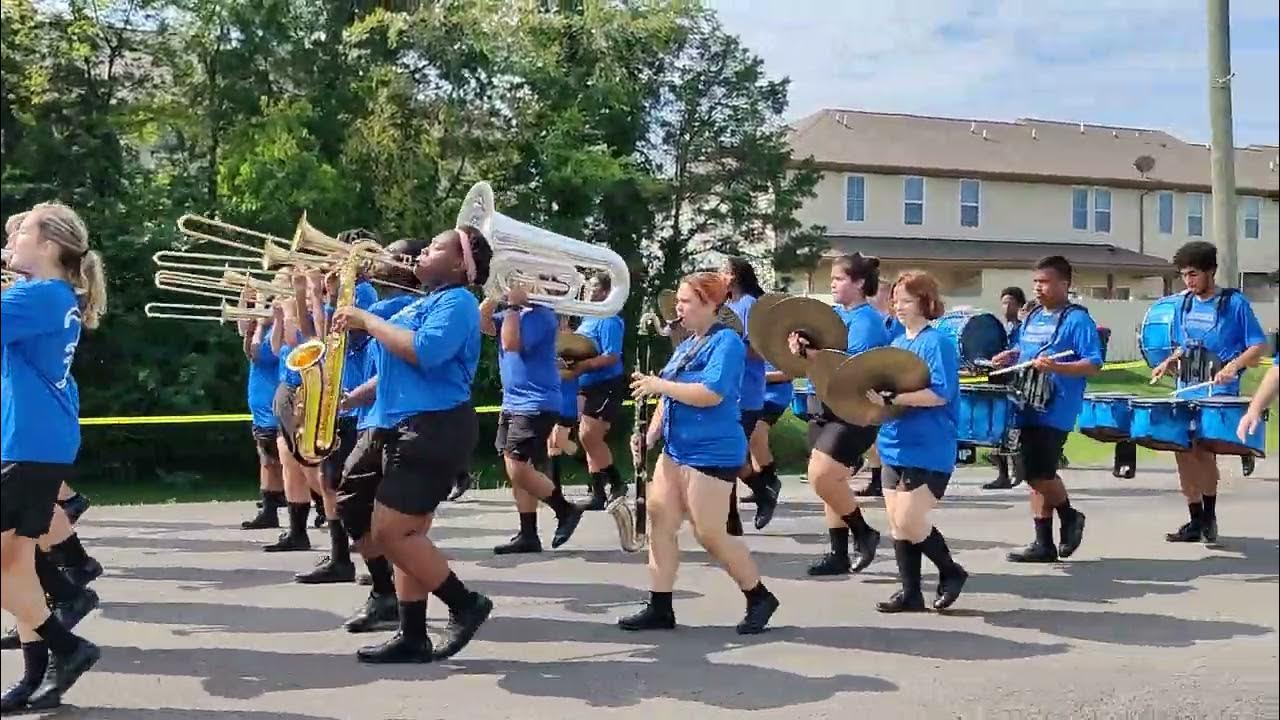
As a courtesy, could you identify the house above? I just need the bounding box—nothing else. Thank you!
[781,110,1280,322]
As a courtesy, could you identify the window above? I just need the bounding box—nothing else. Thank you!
[1243,196,1261,239]
[1093,188,1111,233]
[1241,272,1275,303]
[1188,193,1205,236]
[959,179,980,227]
[1157,192,1174,234]
[1072,188,1089,230]
[844,176,865,222]
[903,176,924,225]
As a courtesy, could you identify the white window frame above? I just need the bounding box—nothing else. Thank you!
[1157,191,1174,235]
[1093,187,1111,234]
[1071,187,1090,231]
[903,176,925,226]
[844,174,866,223]
[1242,196,1261,240]
[1187,193,1205,237]
[959,179,980,228]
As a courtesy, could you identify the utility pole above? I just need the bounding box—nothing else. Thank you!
[1207,0,1239,288]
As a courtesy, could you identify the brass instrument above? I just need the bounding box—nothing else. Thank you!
[284,239,382,464]
[608,310,662,552]
[144,301,274,324]
[457,181,630,317]
[154,270,292,303]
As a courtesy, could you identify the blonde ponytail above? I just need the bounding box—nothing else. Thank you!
[29,202,108,329]
[77,249,108,329]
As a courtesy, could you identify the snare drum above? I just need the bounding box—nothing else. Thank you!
[1077,392,1135,443]
[1129,397,1195,452]
[1139,294,1182,369]
[1193,396,1267,457]
[933,310,1008,371]
[958,384,1015,447]
[1011,367,1053,412]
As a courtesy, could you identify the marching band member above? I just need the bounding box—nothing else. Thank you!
[548,315,581,486]
[568,275,628,510]
[619,272,779,634]
[1151,242,1266,544]
[743,359,792,504]
[265,275,319,552]
[984,286,1028,491]
[791,253,888,576]
[332,225,495,664]
[1238,342,1278,444]
[721,257,780,531]
[1,202,105,712]
[991,256,1100,563]
[237,289,286,530]
[863,271,967,613]
[480,286,585,554]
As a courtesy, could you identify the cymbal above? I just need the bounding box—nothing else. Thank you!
[748,293,790,343]
[752,296,847,378]
[657,289,677,324]
[717,305,744,335]
[819,347,931,426]
[556,331,598,361]
[804,349,850,401]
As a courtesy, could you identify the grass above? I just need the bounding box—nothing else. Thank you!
[73,367,1275,506]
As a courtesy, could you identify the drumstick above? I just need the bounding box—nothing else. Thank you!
[988,350,1075,377]
[1172,379,1217,396]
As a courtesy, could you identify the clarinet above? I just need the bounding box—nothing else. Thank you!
[609,309,660,552]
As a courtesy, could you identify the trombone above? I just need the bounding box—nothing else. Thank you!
[145,301,275,324]
[154,269,291,303]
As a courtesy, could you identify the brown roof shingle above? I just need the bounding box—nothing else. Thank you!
[825,235,1175,274]
[789,110,1280,197]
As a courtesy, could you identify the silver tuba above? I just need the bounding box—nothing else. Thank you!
[456,181,630,317]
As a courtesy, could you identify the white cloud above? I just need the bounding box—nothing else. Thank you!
[707,0,1279,145]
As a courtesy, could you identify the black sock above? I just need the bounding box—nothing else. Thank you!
[21,640,49,687]
[544,487,572,516]
[916,527,959,575]
[61,492,82,507]
[287,502,310,536]
[893,540,923,595]
[1202,494,1217,520]
[870,467,882,486]
[366,556,395,596]
[398,600,427,640]
[550,456,563,491]
[842,508,870,535]
[828,527,850,558]
[1034,516,1054,547]
[649,590,673,615]
[519,511,538,536]
[743,581,770,602]
[1054,500,1076,524]
[35,550,78,603]
[604,464,621,485]
[432,571,472,612]
[328,520,350,564]
[590,471,607,495]
[53,535,89,566]
[264,490,286,510]
[34,614,79,655]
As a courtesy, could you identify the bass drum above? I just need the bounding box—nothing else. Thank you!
[933,310,1007,371]
[1139,293,1184,369]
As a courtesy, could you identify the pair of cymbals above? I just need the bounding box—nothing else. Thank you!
[556,331,598,361]
[808,347,931,426]
[751,295,848,378]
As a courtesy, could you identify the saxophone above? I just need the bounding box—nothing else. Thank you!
[285,241,382,463]
[608,309,663,552]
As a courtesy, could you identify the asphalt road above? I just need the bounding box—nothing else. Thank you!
[3,461,1278,719]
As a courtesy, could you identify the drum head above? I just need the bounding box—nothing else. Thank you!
[1193,396,1250,406]
[936,311,1006,368]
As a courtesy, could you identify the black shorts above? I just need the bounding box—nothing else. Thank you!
[251,426,281,467]
[496,411,556,466]
[663,454,739,483]
[272,384,322,467]
[739,409,764,439]
[321,416,360,490]
[336,428,383,541]
[1,462,68,538]
[556,415,578,429]
[580,376,626,424]
[1018,425,1070,483]
[808,414,879,469]
[376,404,479,517]
[883,465,951,500]
[761,402,788,426]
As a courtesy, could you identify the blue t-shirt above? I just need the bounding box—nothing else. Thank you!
[355,295,417,431]
[575,315,624,388]
[559,372,580,419]
[1005,320,1022,349]
[809,302,891,393]
[1014,304,1103,431]
[659,327,747,468]
[495,305,561,413]
[726,294,765,411]
[324,283,379,419]
[876,327,960,474]
[2,279,83,463]
[374,285,480,426]
[884,313,906,342]
[762,360,794,409]
[1172,290,1267,399]
[246,326,280,429]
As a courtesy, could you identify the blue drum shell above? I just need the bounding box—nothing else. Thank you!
[1129,398,1194,452]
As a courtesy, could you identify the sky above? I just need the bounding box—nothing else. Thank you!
[707,0,1280,147]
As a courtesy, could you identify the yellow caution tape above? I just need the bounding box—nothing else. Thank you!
[79,400,653,426]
